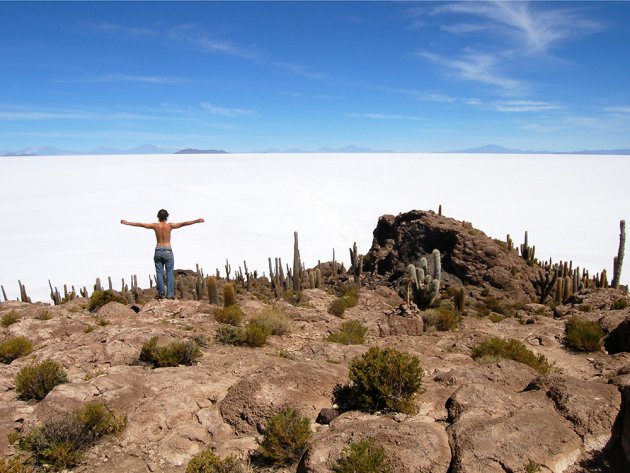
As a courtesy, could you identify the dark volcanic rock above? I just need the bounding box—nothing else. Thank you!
[363,210,539,302]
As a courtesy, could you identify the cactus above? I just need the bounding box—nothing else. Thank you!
[349,242,363,287]
[315,268,321,289]
[534,269,558,304]
[94,277,102,292]
[18,280,31,303]
[1,285,7,302]
[223,282,237,307]
[206,277,218,304]
[520,231,535,262]
[48,280,61,305]
[225,259,232,282]
[293,231,301,292]
[454,287,466,313]
[612,220,626,289]
[406,250,441,309]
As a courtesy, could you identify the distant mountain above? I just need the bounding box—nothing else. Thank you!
[2,144,176,156]
[175,148,229,154]
[449,144,630,155]
[259,145,394,153]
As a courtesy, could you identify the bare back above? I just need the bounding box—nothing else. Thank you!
[153,222,173,247]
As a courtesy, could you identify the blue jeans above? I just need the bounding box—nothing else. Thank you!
[154,247,174,298]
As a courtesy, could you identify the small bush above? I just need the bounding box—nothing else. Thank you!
[1,310,20,327]
[240,320,271,347]
[327,320,368,345]
[259,407,311,466]
[471,337,551,374]
[0,336,33,364]
[139,337,201,367]
[565,316,604,352]
[349,347,423,414]
[578,304,592,313]
[328,298,347,317]
[88,290,126,312]
[283,290,310,307]
[0,455,35,473]
[34,310,52,321]
[251,309,290,335]
[18,401,125,470]
[215,326,243,345]
[611,298,629,310]
[185,448,244,473]
[214,305,244,326]
[15,359,68,401]
[328,288,360,317]
[332,437,391,473]
[423,306,461,331]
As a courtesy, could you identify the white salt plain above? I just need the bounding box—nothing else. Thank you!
[1,153,628,302]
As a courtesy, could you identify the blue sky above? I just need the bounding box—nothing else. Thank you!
[1,0,629,153]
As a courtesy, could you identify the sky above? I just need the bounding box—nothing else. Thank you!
[1,0,630,153]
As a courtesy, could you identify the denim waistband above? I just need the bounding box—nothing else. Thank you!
[155,246,172,251]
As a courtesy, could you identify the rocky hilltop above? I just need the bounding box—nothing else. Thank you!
[1,210,629,472]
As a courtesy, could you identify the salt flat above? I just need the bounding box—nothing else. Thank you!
[1,153,628,302]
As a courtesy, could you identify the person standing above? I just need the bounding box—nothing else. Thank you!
[121,209,204,299]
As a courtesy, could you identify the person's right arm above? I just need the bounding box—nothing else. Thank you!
[120,220,155,229]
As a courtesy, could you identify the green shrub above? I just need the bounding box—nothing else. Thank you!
[214,305,244,326]
[348,347,423,414]
[185,448,244,473]
[423,306,461,331]
[15,359,68,401]
[611,298,629,310]
[1,310,20,327]
[328,288,360,317]
[471,337,551,374]
[0,336,33,364]
[332,437,391,473]
[259,407,311,466]
[251,309,290,335]
[18,401,125,470]
[240,320,271,347]
[327,320,368,345]
[88,290,126,312]
[0,455,35,473]
[328,298,347,317]
[34,310,52,321]
[215,326,243,345]
[139,337,201,368]
[565,316,604,352]
[578,304,592,313]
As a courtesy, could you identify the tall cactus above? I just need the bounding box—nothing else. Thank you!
[612,219,626,289]
[292,231,301,292]
[349,241,363,287]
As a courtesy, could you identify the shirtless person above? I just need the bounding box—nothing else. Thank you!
[121,209,204,299]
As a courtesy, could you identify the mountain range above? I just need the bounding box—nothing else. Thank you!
[2,143,630,156]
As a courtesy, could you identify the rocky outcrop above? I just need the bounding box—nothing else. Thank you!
[301,411,451,473]
[363,210,540,301]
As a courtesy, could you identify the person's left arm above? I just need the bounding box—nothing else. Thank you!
[170,218,205,229]
[120,220,156,229]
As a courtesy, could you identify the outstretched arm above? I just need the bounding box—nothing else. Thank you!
[170,218,205,229]
[120,220,155,229]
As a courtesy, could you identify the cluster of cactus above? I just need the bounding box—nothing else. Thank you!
[268,256,288,297]
[349,242,363,287]
[308,268,322,289]
[18,280,31,303]
[406,249,441,309]
[520,231,536,262]
[49,280,77,305]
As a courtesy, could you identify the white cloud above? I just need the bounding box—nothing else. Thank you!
[273,62,327,80]
[201,102,256,118]
[91,74,185,85]
[417,50,524,93]
[0,105,172,121]
[430,1,600,54]
[493,100,563,113]
[604,106,630,114]
[346,112,423,121]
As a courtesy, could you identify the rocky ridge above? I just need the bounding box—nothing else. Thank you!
[1,210,629,473]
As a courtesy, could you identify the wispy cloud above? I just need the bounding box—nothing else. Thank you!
[346,112,423,121]
[201,102,256,118]
[430,1,600,54]
[91,74,186,85]
[492,100,563,113]
[417,50,524,94]
[604,106,630,114]
[273,62,327,80]
[0,104,173,121]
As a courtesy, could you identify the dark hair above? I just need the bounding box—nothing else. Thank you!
[157,209,169,221]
